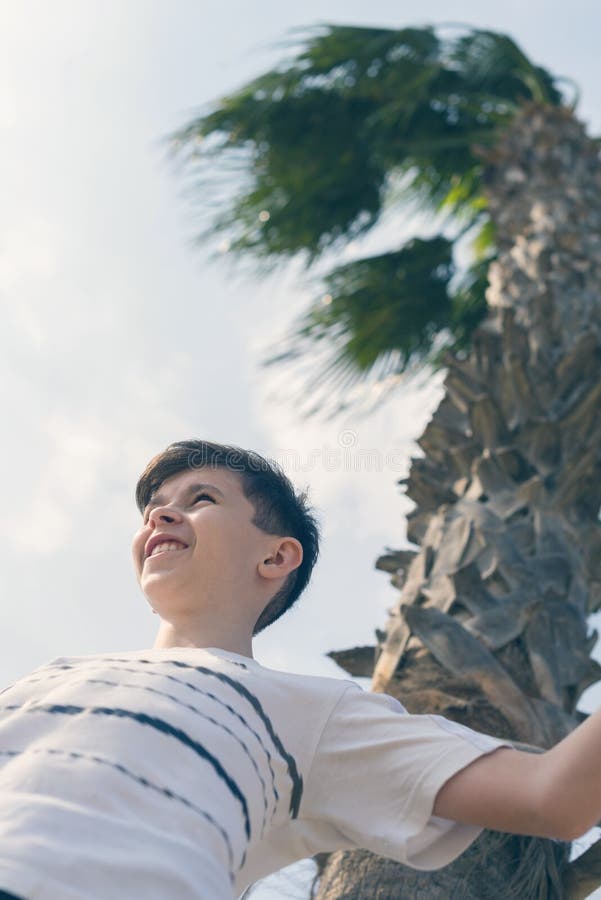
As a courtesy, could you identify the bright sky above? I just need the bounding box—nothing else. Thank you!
[1,2,600,897]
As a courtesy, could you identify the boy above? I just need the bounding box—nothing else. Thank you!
[0,439,597,899]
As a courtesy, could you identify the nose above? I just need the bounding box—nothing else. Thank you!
[147,504,184,526]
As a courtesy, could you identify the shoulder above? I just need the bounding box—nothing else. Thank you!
[252,659,359,701]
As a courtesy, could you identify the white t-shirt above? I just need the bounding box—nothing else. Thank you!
[0,647,511,899]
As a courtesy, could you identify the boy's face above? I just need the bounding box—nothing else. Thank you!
[131,466,276,620]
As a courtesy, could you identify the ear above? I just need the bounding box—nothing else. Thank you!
[258,537,303,582]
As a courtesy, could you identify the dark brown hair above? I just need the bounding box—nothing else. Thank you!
[135,439,321,634]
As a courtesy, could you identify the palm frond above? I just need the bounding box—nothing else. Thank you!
[167,24,568,265]
[166,23,572,417]
[263,236,455,381]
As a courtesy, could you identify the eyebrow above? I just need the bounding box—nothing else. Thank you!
[144,482,225,514]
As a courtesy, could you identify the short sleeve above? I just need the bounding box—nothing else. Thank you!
[299,684,513,871]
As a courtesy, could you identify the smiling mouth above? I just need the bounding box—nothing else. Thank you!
[145,546,189,563]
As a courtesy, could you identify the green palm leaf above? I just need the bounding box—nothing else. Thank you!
[167,24,569,413]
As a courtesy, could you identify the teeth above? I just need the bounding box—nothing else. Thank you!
[149,541,186,557]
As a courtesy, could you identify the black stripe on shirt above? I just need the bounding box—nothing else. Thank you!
[85,676,271,837]
[4,702,252,844]
[106,657,304,818]
[0,746,236,877]
[14,665,281,825]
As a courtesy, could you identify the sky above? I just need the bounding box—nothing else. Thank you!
[1,1,601,897]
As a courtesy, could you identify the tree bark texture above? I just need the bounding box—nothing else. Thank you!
[316,103,601,899]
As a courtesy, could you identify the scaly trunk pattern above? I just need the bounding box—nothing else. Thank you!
[315,104,601,899]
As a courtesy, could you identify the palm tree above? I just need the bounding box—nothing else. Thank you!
[167,25,601,899]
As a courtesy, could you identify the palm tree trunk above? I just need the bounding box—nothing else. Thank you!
[315,103,601,899]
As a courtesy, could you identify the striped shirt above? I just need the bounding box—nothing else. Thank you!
[0,647,510,899]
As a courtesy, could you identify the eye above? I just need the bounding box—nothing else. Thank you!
[194,492,215,504]
[142,492,215,524]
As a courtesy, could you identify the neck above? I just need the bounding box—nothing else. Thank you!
[152,620,254,658]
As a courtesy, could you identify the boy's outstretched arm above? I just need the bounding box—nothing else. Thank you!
[433,707,601,842]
